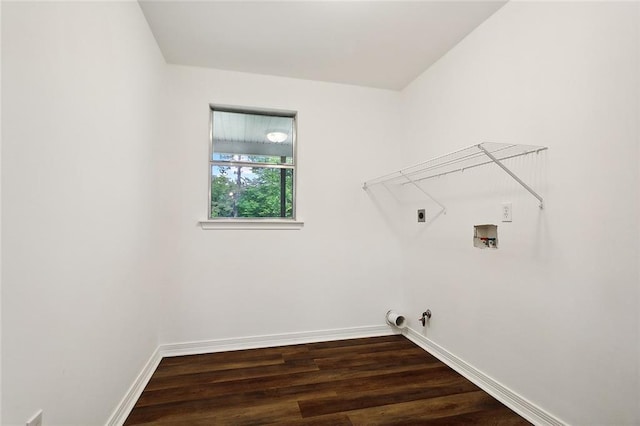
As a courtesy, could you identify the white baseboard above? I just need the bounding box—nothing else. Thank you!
[159,325,396,358]
[106,346,162,426]
[106,325,396,425]
[403,327,566,426]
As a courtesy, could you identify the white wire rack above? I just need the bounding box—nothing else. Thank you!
[363,142,548,209]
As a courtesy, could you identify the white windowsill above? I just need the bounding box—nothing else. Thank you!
[199,219,304,230]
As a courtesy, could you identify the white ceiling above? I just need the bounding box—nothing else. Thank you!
[139,1,507,91]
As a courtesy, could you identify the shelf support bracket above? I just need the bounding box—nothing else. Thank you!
[399,171,447,221]
[477,144,544,209]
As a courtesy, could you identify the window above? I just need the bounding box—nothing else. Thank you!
[209,105,297,220]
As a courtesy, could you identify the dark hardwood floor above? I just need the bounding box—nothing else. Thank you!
[124,335,530,425]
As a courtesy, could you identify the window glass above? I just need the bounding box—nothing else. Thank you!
[210,107,296,219]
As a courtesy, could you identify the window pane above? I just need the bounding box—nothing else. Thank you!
[212,110,294,164]
[211,165,293,219]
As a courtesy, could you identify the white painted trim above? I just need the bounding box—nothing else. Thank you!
[404,327,566,426]
[106,325,397,425]
[199,219,304,230]
[105,346,162,426]
[160,325,396,357]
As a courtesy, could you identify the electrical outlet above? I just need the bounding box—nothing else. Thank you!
[26,410,43,426]
[501,202,512,222]
[417,209,426,223]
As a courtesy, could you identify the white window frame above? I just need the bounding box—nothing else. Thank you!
[200,104,303,230]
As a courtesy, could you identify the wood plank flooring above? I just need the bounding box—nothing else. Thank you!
[124,335,530,425]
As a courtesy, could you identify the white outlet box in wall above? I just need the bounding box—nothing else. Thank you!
[474,224,498,249]
[26,410,43,426]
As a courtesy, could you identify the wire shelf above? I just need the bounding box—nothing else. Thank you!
[363,142,548,208]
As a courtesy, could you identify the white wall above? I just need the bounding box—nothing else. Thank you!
[2,1,639,425]
[0,0,3,420]
[0,2,405,423]
[397,2,639,425]
[158,65,404,344]
[1,2,165,424]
